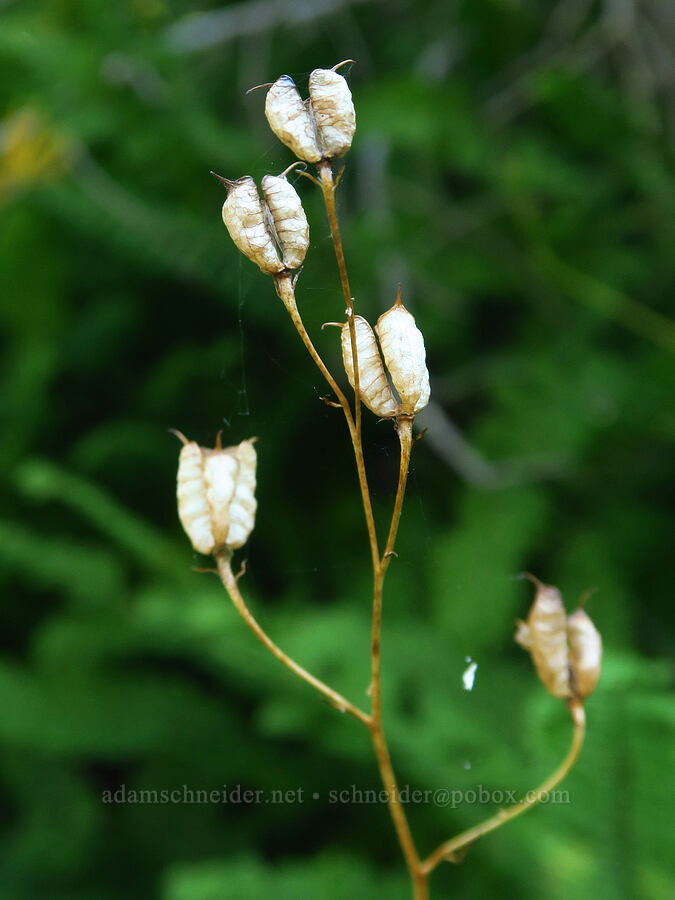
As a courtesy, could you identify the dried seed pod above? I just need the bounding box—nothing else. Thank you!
[176,436,257,555]
[340,316,399,418]
[224,438,257,549]
[567,608,602,700]
[221,176,284,275]
[514,619,533,650]
[203,449,239,548]
[308,68,356,159]
[375,290,431,416]
[261,173,309,269]
[176,441,218,556]
[264,75,321,163]
[516,580,571,699]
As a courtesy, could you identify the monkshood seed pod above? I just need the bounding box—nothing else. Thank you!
[217,172,308,274]
[308,68,356,159]
[261,173,309,270]
[224,438,258,549]
[515,580,571,699]
[220,176,285,275]
[176,435,257,555]
[264,64,356,162]
[341,315,399,418]
[375,289,431,416]
[567,608,602,700]
[265,75,321,163]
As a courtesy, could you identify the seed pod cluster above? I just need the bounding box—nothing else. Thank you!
[338,289,430,419]
[176,434,257,556]
[265,65,356,162]
[218,170,309,275]
[515,578,602,701]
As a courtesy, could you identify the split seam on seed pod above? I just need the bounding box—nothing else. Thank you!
[216,165,309,275]
[264,64,356,162]
[335,288,430,419]
[515,576,602,702]
[176,433,257,556]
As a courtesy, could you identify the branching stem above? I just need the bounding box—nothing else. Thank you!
[213,139,589,900]
[315,162,425,898]
[367,416,426,897]
[215,550,371,727]
[274,272,379,570]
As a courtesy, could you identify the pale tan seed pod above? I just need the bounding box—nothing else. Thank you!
[567,608,602,700]
[308,68,356,159]
[264,75,321,163]
[514,619,533,650]
[176,435,257,555]
[225,438,257,549]
[203,449,239,548]
[177,441,218,556]
[221,176,284,275]
[375,290,431,416]
[261,173,309,270]
[516,580,571,699]
[340,316,399,418]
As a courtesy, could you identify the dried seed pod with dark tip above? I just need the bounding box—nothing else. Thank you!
[176,436,257,555]
[265,75,321,163]
[375,289,430,416]
[340,315,399,418]
[308,68,356,159]
[261,173,309,270]
[516,579,571,699]
[567,608,602,700]
[220,176,284,275]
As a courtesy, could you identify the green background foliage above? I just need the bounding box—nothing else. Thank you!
[1,1,673,897]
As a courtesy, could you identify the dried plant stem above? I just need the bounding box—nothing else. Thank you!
[421,701,587,875]
[371,418,414,728]
[275,273,352,416]
[215,549,371,727]
[317,161,365,472]
[315,164,425,897]
[275,272,379,570]
[367,417,427,898]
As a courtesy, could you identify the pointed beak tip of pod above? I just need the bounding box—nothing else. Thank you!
[246,81,275,96]
[168,428,189,446]
[211,171,236,189]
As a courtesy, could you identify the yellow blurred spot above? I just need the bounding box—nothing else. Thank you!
[0,107,73,202]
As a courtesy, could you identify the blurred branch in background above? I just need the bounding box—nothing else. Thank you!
[164,0,376,54]
[483,0,675,132]
[416,401,571,489]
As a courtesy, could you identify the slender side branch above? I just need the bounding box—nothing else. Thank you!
[421,701,587,874]
[382,417,414,571]
[371,417,414,728]
[368,417,426,898]
[215,549,371,727]
[275,271,380,570]
[275,273,353,419]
